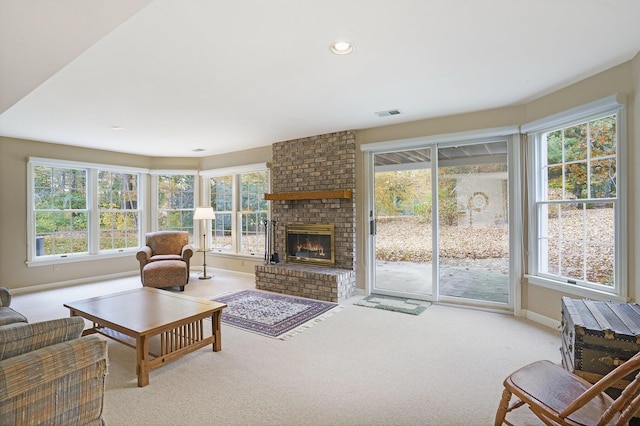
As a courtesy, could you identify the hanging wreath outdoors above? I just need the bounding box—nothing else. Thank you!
[468,191,489,212]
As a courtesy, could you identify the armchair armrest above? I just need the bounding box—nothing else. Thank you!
[0,288,11,307]
[0,335,107,424]
[136,246,152,264]
[0,317,85,361]
[182,245,194,261]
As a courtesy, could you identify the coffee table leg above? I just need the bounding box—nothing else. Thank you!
[137,335,150,387]
[212,311,222,352]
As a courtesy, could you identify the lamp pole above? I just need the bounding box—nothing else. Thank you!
[193,206,215,280]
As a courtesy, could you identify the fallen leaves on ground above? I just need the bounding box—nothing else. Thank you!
[376,211,614,283]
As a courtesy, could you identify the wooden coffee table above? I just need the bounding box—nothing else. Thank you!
[64,287,226,387]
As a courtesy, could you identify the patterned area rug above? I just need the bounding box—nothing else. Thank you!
[211,290,339,339]
[354,294,431,315]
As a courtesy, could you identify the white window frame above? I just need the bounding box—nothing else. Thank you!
[200,163,269,258]
[27,157,148,266]
[523,94,627,301]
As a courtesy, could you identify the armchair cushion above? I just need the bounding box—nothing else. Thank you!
[0,317,84,361]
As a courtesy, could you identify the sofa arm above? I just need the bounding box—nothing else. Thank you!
[0,335,107,425]
[0,288,10,307]
[0,317,85,361]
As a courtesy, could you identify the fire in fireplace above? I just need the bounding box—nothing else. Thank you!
[286,224,335,266]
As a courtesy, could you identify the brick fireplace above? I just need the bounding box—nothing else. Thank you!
[254,130,357,302]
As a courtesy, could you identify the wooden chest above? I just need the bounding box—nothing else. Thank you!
[561,296,640,388]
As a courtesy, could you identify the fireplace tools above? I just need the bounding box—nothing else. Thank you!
[263,220,280,264]
[270,220,279,264]
[263,219,270,264]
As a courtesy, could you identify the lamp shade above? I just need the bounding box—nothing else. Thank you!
[193,206,215,220]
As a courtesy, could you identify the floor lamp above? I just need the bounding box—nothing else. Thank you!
[193,206,215,280]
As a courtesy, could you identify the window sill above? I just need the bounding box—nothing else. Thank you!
[525,274,628,303]
[26,249,136,267]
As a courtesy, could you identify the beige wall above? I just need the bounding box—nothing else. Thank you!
[1,53,638,324]
[0,138,156,290]
[0,139,269,291]
[354,55,639,322]
[198,146,272,274]
[520,60,637,320]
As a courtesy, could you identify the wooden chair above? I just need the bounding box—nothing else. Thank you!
[495,352,640,426]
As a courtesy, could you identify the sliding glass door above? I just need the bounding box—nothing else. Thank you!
[368,139,512,308]
[372,148,435,299]
[437,141,509,304]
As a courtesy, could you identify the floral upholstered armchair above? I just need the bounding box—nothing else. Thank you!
[136,231,194,290]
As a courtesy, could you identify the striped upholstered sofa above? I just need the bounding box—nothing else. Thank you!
[0,287,108,425]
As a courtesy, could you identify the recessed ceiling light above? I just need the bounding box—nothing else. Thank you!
[330,41,353,55]
[110,125,124,131]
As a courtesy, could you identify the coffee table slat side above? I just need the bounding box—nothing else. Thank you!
[64,287,225,387]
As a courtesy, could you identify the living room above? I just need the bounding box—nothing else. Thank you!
[1,1,640,424]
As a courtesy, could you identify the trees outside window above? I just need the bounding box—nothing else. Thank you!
[240,172,269,255]
[98,171,140,251]
[156,174,195,234]
[29,159,144,260]
[204,167,269,256]
[210,175,232,251]
[33,165,88,256]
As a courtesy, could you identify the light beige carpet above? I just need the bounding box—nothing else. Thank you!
[11,270,557,425]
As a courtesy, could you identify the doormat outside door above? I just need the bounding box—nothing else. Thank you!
[210,290,339,339]
[354,294,431,315]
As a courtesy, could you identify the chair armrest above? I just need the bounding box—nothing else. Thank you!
[0,288,11,307]
[136,246,152,263]
[0,317,85,361]
[182,245,194,261]
[0,335,107,423]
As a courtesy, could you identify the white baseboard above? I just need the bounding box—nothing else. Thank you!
[522,309,561,331]
[10,270,139,295]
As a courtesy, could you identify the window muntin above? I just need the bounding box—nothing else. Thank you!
[157,174,195,234]
[534,112,619,291]
[98,171,140,251]
[33,165,88,256]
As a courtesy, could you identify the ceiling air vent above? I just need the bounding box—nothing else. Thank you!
[375,109,401,117]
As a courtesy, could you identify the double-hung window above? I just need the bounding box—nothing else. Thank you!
[524,95,626,298]
[98,171,141,251]
[152,172,197,239]
[201,164,269,256]
[28,158,146,263]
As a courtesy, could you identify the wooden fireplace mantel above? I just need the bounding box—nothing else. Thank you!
[264,189,352,201]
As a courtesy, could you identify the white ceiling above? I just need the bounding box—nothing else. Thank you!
[1,0,639,158]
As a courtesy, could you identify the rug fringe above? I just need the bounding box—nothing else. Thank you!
[278,305,344,340]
